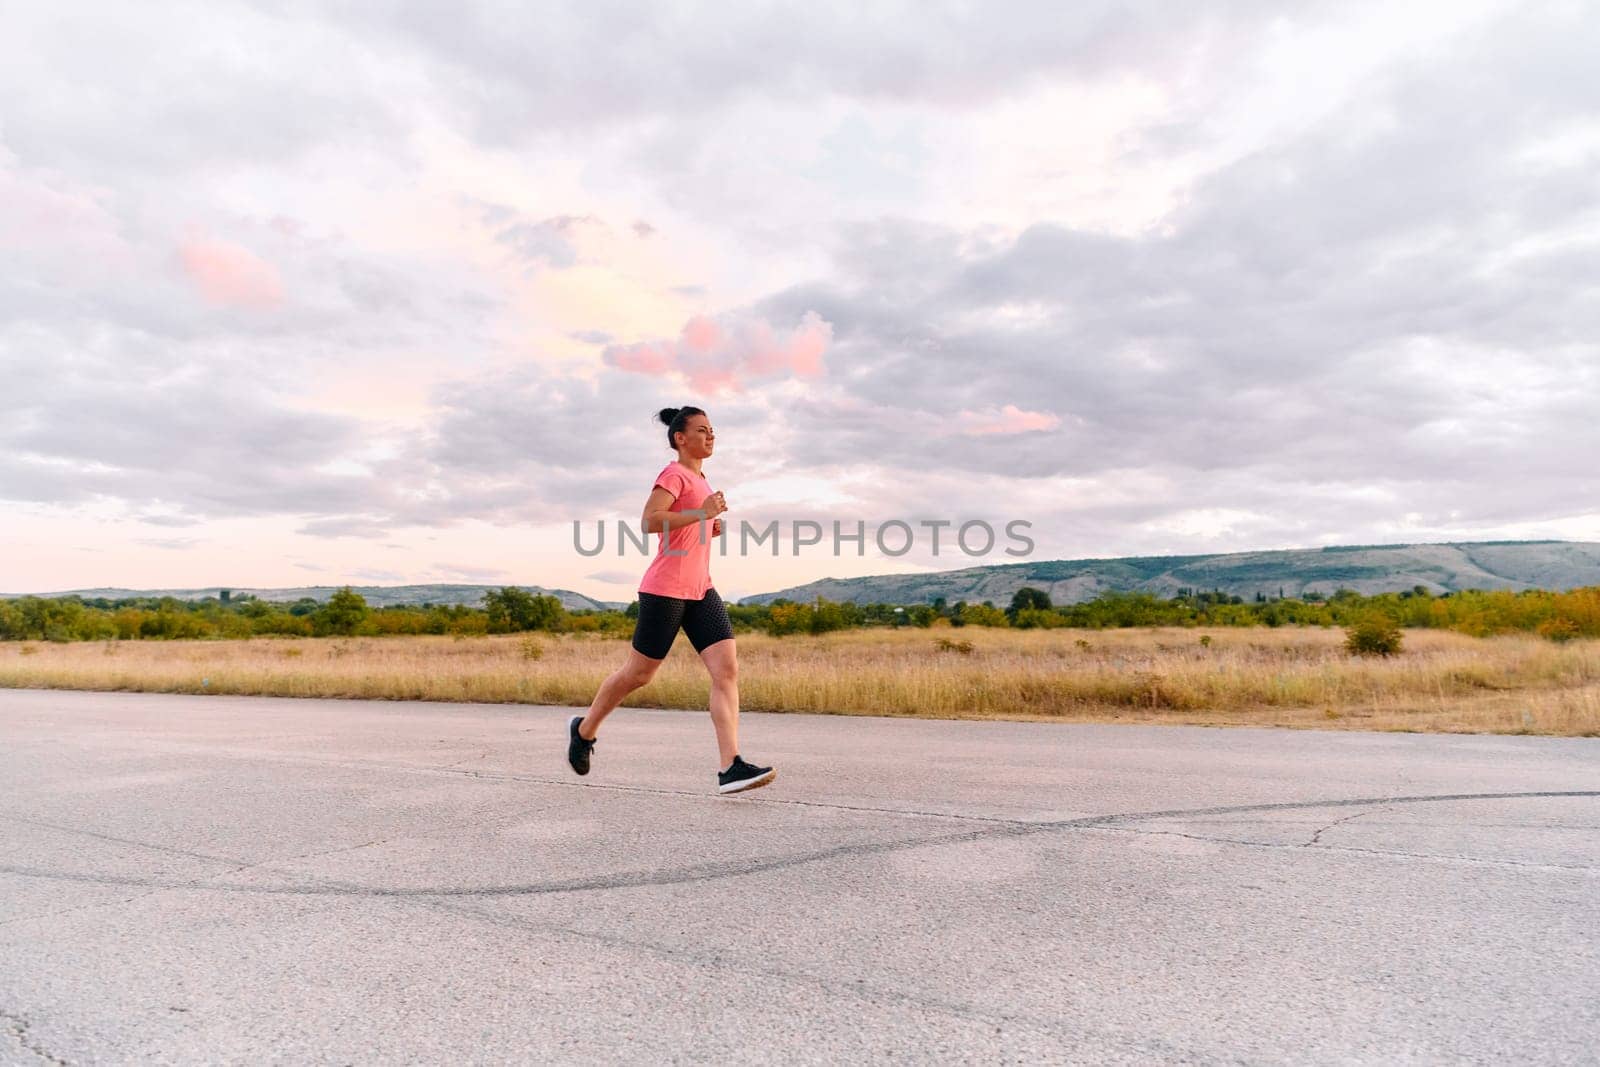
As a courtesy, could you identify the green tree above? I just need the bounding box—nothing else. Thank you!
[316,587,369,636]
[483,587,566,633]
[810,598,855,634]
[1007,586,1052,619]
[15,597,89,641]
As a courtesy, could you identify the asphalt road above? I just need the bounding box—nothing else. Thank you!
[2,688,1597,1065]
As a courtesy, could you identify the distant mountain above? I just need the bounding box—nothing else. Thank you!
[0,584,625,612]
[737,541,1600,607]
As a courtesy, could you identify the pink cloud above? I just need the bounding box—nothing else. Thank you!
[609,342,675,376]
[179,235,284,309]
[603,311,832,394]
[956,404,1062,435]
[682,315,723,352]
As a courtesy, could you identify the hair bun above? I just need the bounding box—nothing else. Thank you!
[657,404,705,449]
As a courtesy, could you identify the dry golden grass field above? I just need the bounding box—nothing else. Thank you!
[3,627,1598,736]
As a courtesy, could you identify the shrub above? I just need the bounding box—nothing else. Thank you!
[1345,615,1403,657]
[956,603,1008,627]
[766,602,812,636]
[1537,617,1581,643]
[1011,607,1062,630]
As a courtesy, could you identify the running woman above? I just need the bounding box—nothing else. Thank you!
[567,406,777,795]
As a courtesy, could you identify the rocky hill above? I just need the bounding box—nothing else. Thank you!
[737,541,1600,607]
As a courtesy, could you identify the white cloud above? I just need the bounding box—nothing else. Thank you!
[3,0,1597,594]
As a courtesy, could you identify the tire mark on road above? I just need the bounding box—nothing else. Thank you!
[3,791,1596,900]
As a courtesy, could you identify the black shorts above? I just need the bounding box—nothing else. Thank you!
[631,588,735,660]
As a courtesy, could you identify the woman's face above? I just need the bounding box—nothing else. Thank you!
[677,414,715,457]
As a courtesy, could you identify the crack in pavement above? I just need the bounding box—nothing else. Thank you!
[0,825,978,898]
[0,811,531,927]
[405,893,1203,1062]
[46,739,1593,838]
[0,814,244,865]
[2,791,1595,900]
[1303,807,1383,847]
[0,815,255,931]
[8,740,1030,827]
[1,1010,70,1066]
[0,867,1199,1062]
[0,886,175,932]
[1084,824,1598,873]
[205,834,411,883]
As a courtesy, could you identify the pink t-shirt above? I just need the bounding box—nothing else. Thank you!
[638,461,716,599]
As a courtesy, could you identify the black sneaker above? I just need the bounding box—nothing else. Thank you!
[567,715,595,776]
[717,755,776,795]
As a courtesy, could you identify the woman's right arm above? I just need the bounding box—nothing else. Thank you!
[641,487,727,536]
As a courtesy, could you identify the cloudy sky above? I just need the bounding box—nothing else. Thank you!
[4,1,1597,601]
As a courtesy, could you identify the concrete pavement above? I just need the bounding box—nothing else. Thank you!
[2,688,1597,1064]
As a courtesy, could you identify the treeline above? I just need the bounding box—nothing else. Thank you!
[746,584,1600,641]
[3,584,1599,643]
[0,587,631,642]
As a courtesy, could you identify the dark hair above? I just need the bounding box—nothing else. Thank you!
[657,406,706,450]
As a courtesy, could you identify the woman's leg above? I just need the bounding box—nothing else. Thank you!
[698,638,739,768]
[581,592,682,739]
[579,647,663,739]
